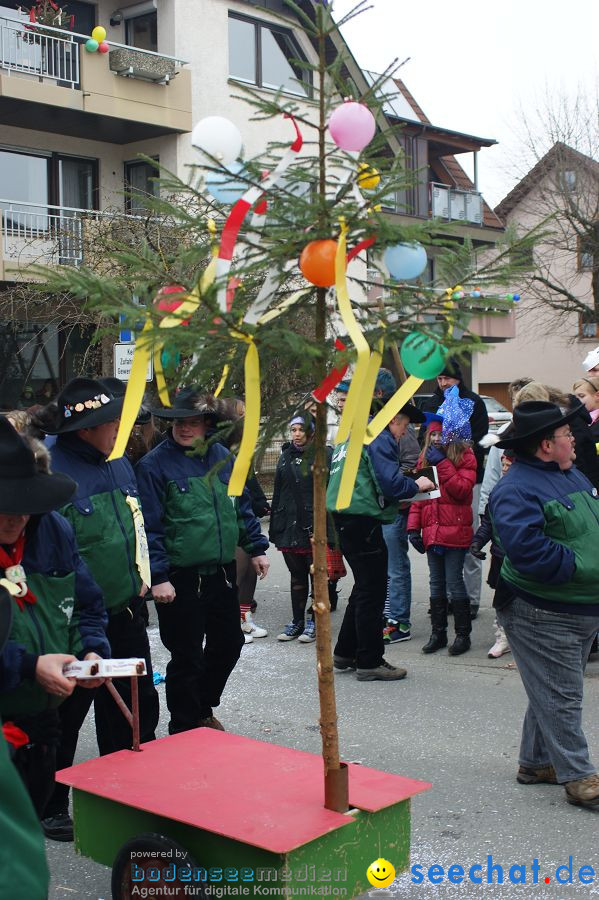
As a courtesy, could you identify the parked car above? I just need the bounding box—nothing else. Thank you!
[481,395,512,432]
[412,393,435,411]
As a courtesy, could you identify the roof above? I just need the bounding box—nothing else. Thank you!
[495,142,599,219]
[379,76,503,230]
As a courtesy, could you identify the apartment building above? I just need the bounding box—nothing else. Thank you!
[478,142,599,406]
[0,0,508,406]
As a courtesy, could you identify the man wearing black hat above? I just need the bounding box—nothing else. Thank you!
[0,417,109,822]
[489,401,599,810]
[42,377,159,840]
[422,358,489,618]
[136,387,269,734]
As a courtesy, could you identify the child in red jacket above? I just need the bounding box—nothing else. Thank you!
[408,393,477,656]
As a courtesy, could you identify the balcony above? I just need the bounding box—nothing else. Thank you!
[365,269,514,343]
[0,17,191,142]
[0,200,145,279]
[430,183,483,226]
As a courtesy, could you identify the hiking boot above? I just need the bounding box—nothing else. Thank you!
[517,764,557,785]
[565,774,599,808]
[242,610,267,638]
[277,621,304,641]
[333,655,356,671]
[298,619,316,643]
[422,630,447,654]
[449,601,472,655]
[41,813,73,842]
[356,660,407,681]
[384,623,411,643]
[198,716,225,731]
[448,634,471,656]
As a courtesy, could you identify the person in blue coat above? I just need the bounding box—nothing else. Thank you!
[0,417,109,820]
[136,387,269,734]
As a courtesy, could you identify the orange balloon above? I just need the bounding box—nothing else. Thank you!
[299,239,338,288]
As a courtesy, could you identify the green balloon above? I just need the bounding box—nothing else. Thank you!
[161,347,180,374]
[85,38,99,52]
[400,331,447,379]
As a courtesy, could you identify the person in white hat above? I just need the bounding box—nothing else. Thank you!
[582,346,599,375]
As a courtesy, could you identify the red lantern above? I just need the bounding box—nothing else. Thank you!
[299,239,338,288]
[153,285,190,325]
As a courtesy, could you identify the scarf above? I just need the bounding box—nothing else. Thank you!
[0,532,37,611]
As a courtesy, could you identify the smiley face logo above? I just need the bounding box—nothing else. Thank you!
[366,858,395,888]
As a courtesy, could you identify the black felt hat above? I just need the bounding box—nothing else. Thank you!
[496,401,581,450]
[151,387,218,420]
[0,586,13,655]
[0,416,76,514]
[398,403,425,424]
[46,378,124,434]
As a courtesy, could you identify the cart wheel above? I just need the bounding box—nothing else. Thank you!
[111,832,207,900]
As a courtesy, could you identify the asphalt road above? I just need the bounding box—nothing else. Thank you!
[46,542,599,900]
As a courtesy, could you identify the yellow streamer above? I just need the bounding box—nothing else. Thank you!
[154,344,170,407]
[108,319,153,461]
[334,221,372,446]
[214,363,230,397]
[228,339,260,497]
[335,337,383,510]
[256,288,310,326]
[363,375,425,445]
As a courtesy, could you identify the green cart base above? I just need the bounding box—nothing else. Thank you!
[58,729,430,898]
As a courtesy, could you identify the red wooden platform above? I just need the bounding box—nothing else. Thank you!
[57,730,430,853]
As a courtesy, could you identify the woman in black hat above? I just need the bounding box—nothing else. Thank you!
[0,417,109,818]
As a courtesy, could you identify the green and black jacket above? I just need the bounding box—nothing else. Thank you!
[51,433,143,614]
[489,455,599,613]
[135,434,268,585]
[0,513,109,717]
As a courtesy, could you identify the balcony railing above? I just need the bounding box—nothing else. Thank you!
[430,183,483,226]
[0,15,187,89]
[0,15,79,88]
[1,199,144,268]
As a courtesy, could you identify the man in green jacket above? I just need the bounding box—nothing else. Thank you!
[326,402,434,681]
[43,378,159,841]
[490,401,599,810]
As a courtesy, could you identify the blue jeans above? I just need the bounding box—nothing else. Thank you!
[382,512,412,626]
[497,595,599,782]
[426,548,468,601]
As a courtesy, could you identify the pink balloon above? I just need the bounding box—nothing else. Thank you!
[328,101,376,152]
[98,41,109,53]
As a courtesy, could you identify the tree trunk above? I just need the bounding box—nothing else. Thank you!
[314,4,347,814]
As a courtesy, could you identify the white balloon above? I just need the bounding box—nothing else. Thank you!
[191,116,243,165]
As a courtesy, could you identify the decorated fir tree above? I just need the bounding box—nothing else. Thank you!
[39,0,526,810]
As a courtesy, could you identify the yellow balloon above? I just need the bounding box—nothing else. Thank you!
[91,25,107,42]
[357,163,380,191]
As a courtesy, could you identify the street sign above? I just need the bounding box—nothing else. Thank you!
[113,343,153,382]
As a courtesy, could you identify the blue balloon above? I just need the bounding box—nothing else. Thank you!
[205,162,247,204]
[384,242,428,281]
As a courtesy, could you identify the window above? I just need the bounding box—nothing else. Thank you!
[578,235,595,272]
[0,149,49,228]
[0,149,97,237]
[228,13,310,98]
[126,11,158,52]
[579,309,599,339]
[125,158,159,213]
